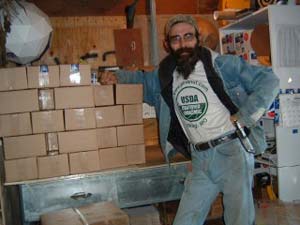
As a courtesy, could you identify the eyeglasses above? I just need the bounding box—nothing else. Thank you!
[169,32,196,45]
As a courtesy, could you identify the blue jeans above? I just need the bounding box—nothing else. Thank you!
[173,138,255,225]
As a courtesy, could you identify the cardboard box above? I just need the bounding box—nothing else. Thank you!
[38,154,69,179]
[4,134,47,160]
[4,157,38,182]
[32,110,64,133]
[96,127,117,149]
[124,205,161,225]
[27,65,59,88]
[46,133,59,152]
[59,64,91,86]
[0,89,39,115]
[117,125,144,146]
[99,147,128,170]
[41,201,130,225]
[126,144,146,165]
[0,67,27,91]
[65,108,96,130]
[0,113,32,137]
[95,105,124,128]
[55,86,94,109]
[69,150,100,174]
[124,104,143,125]
[115,84,143,105]
[58,129,98,153]
[39,89,55,110]
[93,85,114,106]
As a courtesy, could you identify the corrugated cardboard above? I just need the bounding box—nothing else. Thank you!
[65,108,96,130]
[38,154,69,179]
[69,150,100,174]
[0,113,32,137]
[0,67,27,91]
[38,89,55,110]
[124,104,143,125]
[54,86,94,109]
[58,129,98,153]
[59,64,91,86]
[3,134,47,160]
[99,147,128,170]
[46,133,59,152]
[115,84,143,105]
[95,105,124,128]
[117,125,144,146]
[32,110,65,133]
[93,85,114,106]
[41,201,130,225]
[27,65,60,88]
[4,157,38,183]
[0,89,39,115]
[96,127,117,149]
[126,144,146,165]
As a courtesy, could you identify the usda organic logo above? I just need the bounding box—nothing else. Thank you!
[176,86,208,122]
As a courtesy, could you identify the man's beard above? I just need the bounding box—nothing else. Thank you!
[172,46,199,79]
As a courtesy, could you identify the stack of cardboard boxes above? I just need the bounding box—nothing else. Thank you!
[0,65,145,183]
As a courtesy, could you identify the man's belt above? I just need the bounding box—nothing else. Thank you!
[194,132,238,151]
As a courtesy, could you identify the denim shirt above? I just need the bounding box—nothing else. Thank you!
[116,53,279,162]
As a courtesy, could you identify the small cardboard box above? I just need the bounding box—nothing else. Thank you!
[126,144,146,165]
[38,89,55,110]
[4,134,47,160]
[59,64,91,86]
[99,147,128,170]
[27,65,60,88]
[41,201,130,225]
[115,84,143,105]
[58,129,98,153]
[32,110,64,133]
[69,150,100,174]
[93,85,114,106]
[117,125,144,146]
[0,67,27,91]
[54,86,94,109]
[65,108,96,130]
[124,104,143,125]
[4,157,38,183]
[38,154,69,179]
[95,105,124,128]
[96,127,117,149]
[0,113,32,137]
[0,89,39,115]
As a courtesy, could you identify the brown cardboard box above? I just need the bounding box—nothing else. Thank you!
[99,147,128,169]
[38,89,55,110]
[96,127,117,149]
[0,89,39,115]
[32,110,64,133]
[117,125,144,146]
[4,157,38,182]
[38,154,69,179]
[115,84,143,105]
[0,113,32,137]
[27,65,59,88]
[3,134,47,160]
[69,150,100,174]
[58,129,98,153]
[54,86,94,109]
[59,64,91,86]
[126,144,146,165]
[41,201,130,225]
[0,67,27,91]
[46,133,59,152]
[65,108,96,130]
[95,105,124,128]
[93,85,114,106]
[124,104,143,125]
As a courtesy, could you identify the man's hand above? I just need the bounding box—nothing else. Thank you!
[100,71,118,85]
